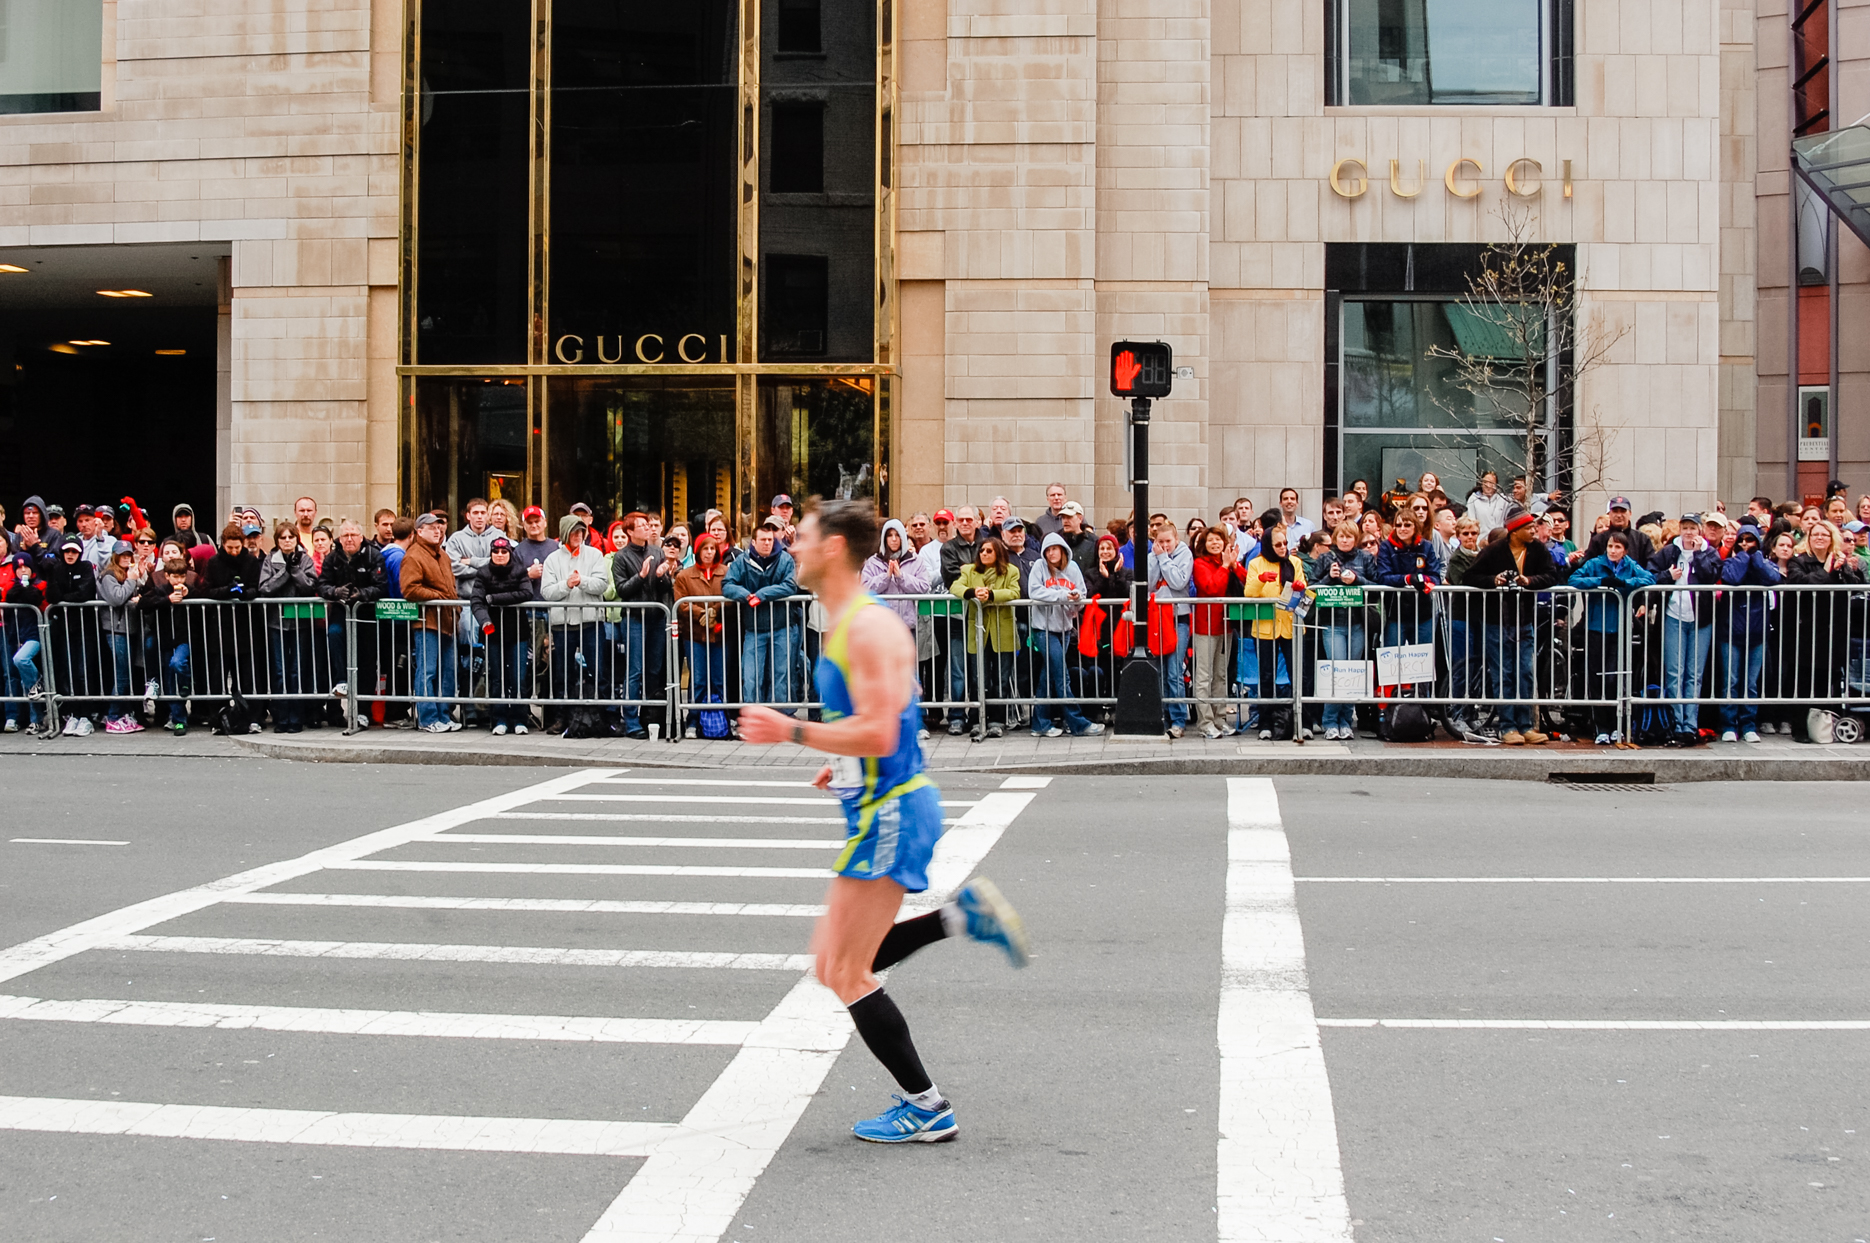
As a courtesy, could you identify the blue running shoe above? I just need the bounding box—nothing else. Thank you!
[852,1095,958,1143]
[954,876,1030,968]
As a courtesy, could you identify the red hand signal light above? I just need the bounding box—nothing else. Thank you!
[1113,349,1141,393]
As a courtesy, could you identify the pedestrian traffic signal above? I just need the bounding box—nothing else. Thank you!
[1110,340,1172,398]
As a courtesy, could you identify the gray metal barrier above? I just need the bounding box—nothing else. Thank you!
[352,598,677,737]
[0,601,47,734]
[41,597,338,736]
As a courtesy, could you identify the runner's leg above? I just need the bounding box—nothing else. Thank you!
[815,876,939,1098]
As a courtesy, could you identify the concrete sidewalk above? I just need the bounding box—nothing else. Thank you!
[2,721,1860,782]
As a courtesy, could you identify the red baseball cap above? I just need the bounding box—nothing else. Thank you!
[522,505,544,520]
[933,509,955,522]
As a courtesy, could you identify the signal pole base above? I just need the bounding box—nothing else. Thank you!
[1114,657,1164,736]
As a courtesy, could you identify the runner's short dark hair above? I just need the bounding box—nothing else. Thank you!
[810,498,879,569]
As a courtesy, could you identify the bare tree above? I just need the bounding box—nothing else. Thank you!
[1426,201,1629,504]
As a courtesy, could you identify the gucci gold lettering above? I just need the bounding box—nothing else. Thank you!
[1444,158,1482,199]
[1389,158,1424,199]
[1329,158,1367,199]
[635,333,664,363]
[1504,157,1542,198]
[1563,159,1573,199]
[677,333,707,363]
[597,335,625,364]
[554,334,584,364]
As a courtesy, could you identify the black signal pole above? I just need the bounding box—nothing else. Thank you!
[1114,393,1163,734]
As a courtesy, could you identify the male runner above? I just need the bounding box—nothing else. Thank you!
[740,498,1029,1143]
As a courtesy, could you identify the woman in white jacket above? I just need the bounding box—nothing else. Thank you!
[1464,471,1511,536]
[540,517,612,718]
[1026,533,1103,737]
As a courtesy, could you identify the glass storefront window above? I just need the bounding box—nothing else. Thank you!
[759,0,877,362]
[411,378,533,521]
[756,377,876,512]
[1339,0,1547,106]
[414,0,531,364]
[1340,299,1546,500]
[546,376,738,533]
[0,0,102,115]
[549,0,739,358]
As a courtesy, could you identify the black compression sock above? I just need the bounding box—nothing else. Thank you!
[846,987,933,1095]
[870,909,950,972]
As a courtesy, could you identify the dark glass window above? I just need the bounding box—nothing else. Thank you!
[414,0,531,364]
[1333,0,1564,107]
[756,377,875,514]
[0,1,103,115]
[545,376,737,529]
[763,255,828,355]
[776,0,822,54]
[758,0,876,363]
[549,0,739,359]
[769,103,825,193]
[411,378,533,518]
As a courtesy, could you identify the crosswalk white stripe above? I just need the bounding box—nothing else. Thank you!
[0,994,765,1045]
[580,788,1039,1243]
[1219,777,1353,1243]
[589,777,815,788]
[489,811,965,828]
[494,811,847,826]
[0,1094,681,1156]
[1298,876,1870,884]
[226,893,827,917]
[100,935,815,972]
[1319,1018,1870,1030]
[441,833,843,850]
[541,793,979,808]
[329,860,832,879]
[0,769,615,989]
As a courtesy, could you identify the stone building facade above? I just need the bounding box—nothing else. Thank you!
[0,0,1857,530]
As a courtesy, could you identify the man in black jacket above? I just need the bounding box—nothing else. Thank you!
[1573,495,1654,566]
[610,512,676,738]
[1464,504,1561,745]
[317,520,387,725]
[936,506,982,732]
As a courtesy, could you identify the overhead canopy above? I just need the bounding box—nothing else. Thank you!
[1792,125,1870,253]
[1443,302,1542,360]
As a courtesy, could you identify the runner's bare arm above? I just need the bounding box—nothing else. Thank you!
[739,606,912,757]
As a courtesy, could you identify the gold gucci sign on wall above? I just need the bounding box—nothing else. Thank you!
[1328,158,1574,200]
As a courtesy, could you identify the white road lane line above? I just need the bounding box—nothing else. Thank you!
[997,776,1053,789]
[1298,876,1870,884]
[590,777,816,788]
[99,935,814,972]
[1220,777,1353,1243]
[0,994,764,1045]
[541,793,980,808]
[579,788,1038,1243]
[0,768,615,989]
[1320,1018,1870,1030]
[329,860,832,879]
[226,894,827,917]
[0,1094,682,1155]
[9,838,131,846]
[495,811,847,826]
[440,833,844,850]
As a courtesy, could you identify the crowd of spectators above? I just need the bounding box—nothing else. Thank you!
[3,474,1867,747]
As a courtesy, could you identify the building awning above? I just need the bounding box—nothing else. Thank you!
[1792,125,1870,252]
[1442,302,1542,360]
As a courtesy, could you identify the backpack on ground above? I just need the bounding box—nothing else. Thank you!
[1630,688,1673,747]
[698,694,730,740]
[1379,701,1435,743]
[213,685,254,737]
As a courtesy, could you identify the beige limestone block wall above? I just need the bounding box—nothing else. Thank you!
[1093,0,1210,523]
[1719,0,1759,503]
[1753,0,1795,499]
[0,0,400,521]
[1211,0,1728,521]
[896,0,1102,521]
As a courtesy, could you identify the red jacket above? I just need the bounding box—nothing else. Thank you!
[1189,555,1243,636]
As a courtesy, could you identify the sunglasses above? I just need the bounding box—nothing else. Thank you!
[134,537,156,545]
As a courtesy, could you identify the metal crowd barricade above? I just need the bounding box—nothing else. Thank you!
[985,595,1127,735]
[1624,581,1870,739]
[353,598,677,735]
[0,600,47,731]
[41,597,338,733]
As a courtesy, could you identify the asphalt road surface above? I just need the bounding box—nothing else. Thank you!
[0,758,1864,1242]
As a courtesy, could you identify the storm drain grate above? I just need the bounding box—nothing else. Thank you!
[1548,772,1663,792]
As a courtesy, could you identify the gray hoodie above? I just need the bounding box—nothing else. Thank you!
[1027,533,1088,633]
[1146,539,1194,616]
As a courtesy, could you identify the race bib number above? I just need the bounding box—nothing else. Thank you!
[828,756,864,797]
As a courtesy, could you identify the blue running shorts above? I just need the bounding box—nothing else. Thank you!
[831,781,945,892]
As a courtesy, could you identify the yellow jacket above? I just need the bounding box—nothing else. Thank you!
[1241,554,1307,640]
[950,562,1022,652]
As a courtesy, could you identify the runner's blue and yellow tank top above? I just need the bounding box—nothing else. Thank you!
[819,594,944,892]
